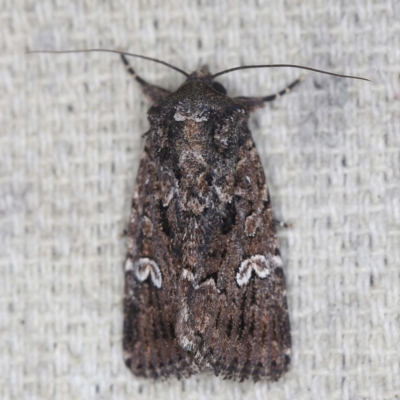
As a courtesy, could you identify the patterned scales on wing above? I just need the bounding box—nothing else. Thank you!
[123,150,198,379]
[191,135,291,381]
[124,78,290,381]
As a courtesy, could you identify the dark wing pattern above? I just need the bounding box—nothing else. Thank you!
[123,149,198,379]
[179,134,291,381]
[124,79,290,381]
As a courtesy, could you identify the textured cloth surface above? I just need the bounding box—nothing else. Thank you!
[2,1,399,399]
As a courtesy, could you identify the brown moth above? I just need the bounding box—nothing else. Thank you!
[27,48,368,382]
[115,53,367,382]
[121,55,299,382]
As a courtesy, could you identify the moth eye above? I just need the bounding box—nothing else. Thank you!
[212,81,227,95]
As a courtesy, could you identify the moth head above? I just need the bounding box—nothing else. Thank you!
[187,65,227,95]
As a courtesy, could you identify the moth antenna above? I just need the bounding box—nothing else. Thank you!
[213,64,370,82]
[26,48,190,77]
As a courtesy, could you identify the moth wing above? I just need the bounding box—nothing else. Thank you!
[176,136,291,381]
[123,148,198,380]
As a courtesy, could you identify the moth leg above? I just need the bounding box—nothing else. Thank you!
[234,76,304,111]
[121,54,171,102]
[261,76,304,103]
[274,219,295,229]
[119,228,128,238]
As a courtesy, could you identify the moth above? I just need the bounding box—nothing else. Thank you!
[28,48,368,382]
[117,53,368,382]
[121,55,300,382]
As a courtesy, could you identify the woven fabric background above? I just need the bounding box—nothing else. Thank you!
[2,1,399,399]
